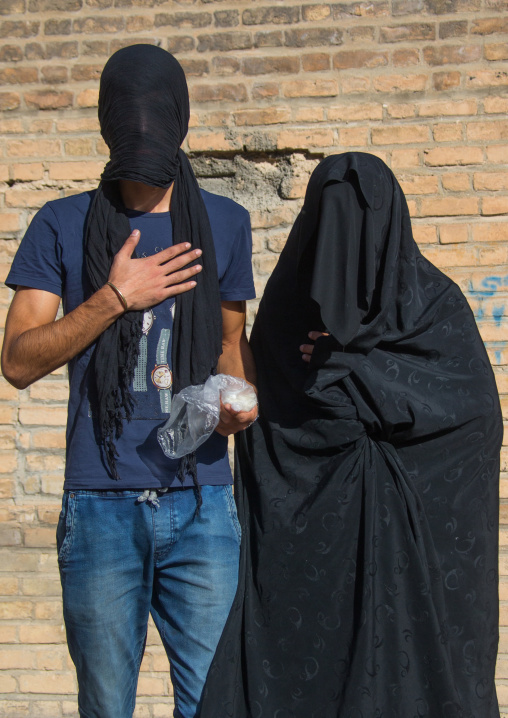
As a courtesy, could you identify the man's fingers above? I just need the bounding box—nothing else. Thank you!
[308,331,329,341]
[154,243,199,266]
[300,343,314,355]
[118,229,141,258]
[164,264,202,287]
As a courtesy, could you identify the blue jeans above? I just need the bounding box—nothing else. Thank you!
[57,486,241,718]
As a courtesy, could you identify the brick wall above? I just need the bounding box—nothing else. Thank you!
[0,0,507,715]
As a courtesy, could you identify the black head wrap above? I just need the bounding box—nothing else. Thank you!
[201,153,502,718]
[85,44,222,481]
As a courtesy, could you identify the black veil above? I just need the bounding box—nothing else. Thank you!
[201,152,502,718]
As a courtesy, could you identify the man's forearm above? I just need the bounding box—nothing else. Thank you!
[217,333,257,389]
[2,285,124,389]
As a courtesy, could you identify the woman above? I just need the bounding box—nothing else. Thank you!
[201,152,502,718]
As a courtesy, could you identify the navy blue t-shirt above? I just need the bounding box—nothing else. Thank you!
[6,189,255,490]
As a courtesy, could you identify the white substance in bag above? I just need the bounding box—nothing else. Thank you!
[157,374,257,459]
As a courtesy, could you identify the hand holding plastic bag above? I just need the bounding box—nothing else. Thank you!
[157,374,257,459]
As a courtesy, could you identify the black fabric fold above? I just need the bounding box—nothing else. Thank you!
[85,44,222,480]
[201,152,502,718]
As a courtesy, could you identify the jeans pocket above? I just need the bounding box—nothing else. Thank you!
[57,492,77,567]
[223,484,242,545]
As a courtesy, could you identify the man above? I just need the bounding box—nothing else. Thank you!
[2,44,257,718]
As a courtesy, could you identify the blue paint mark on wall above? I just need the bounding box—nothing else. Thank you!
[493,305,505,327]
[469,275,508,298]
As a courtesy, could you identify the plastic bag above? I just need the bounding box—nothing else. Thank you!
[157,374,257,459]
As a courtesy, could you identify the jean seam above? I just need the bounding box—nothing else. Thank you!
[130,632,147,717]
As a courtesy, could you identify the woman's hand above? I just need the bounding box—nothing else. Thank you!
[299,331,329,363]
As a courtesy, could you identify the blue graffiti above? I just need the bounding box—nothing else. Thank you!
[468,275,508,298]
[496,351,502,364]
[492,305,505,327]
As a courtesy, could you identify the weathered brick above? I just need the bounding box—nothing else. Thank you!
[6,188,60,208]
[43,19,71,35]
[471,17,508,35]
[75,88,97,107]
[28,0,81,9]
[154,11,211,28]
[439,224,469,243]
[282,79,338,97]
[340,75,371,94]
[0,67,37,84]
[399,174,439,194]
[372,125,429,144]
[423,44,482,65]
[0,44,23,62]
[63,138,93,156]
[0,91,20,109]
[251,82,279,100]
[197,32,252,52]
[49,161,103,180]
[441,173,470,191]
[19,672,75,694]
[467,120,508,141]
[348,26,376,43]
[276,128,334,150]
[294,106,324,122]
[0,21,39,38]
[214,10,238,28]
[253,30,283,48]
[41,66,68,84]
[18,407,68,426]
[419,99,477,117]
[439,20,468,38]
[211,56,239,75]
[413,225,437,244]
[233,107,290,126]
[332,2,389,18]
[126,16,153,33]
[433,71,461,90]
[302,52,330,72]
[285,28,343,47]
[242,56,299,75]
[433,122,463,142]
[191,83,249,107]
[334,49,388,69]
[302,4,331,21]
[24,90,73,109]
[166,36,194,54]
[419,196,479,216]
[474,172,508,191]
[373,73,427,92]
[424,146,483,165]
[482,196,508,215]
[73,16,124,33]
[392,48,419,66]
[467,69,508,89]
[179,58,208,76]
[328,102,383,121]
[485,43,508,61]
[386,102,416,118]
[242,6,300,26]
[187,131,243,152]
[338,126,368,146]
[0,0,25,13]
[379,23,435,43]
[7,139,61,158]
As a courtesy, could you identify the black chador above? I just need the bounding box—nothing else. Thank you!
[201,152,502,718]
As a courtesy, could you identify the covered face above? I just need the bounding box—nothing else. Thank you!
[295,152,421,350]
[98,44,190,188]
